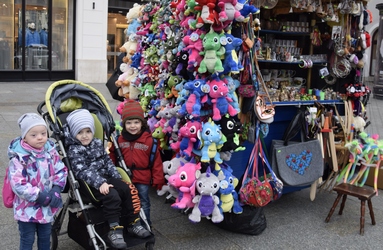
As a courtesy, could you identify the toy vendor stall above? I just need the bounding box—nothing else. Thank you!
[106,0,377,234]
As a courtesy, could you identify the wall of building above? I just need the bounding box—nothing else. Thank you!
[75,0,108,83]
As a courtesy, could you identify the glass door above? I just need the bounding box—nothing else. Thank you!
[107,12,127,76]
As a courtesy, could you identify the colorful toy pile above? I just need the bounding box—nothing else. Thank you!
[114,0,263,222]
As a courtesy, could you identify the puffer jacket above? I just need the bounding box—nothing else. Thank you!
[65,136,121,189]
[108,130,164,186]
[7,137,67,224]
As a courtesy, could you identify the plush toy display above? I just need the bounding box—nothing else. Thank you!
[188,167,225,223]
[110,0,256,224]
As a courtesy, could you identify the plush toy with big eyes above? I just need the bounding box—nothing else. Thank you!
[197,118,225,163]
[189,167,225,223]
[217,114,246,152]
[206,76,238,121]
[170,120,202,157]
[167,159,202,209]
[198,28,226,74]
[222,32,243,75]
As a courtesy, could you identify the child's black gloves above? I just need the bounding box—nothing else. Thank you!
[49,186,63,208]
[36,190,51,206]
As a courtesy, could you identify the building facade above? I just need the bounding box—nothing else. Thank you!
[0,0,380,83]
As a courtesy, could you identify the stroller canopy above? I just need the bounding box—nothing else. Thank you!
[45,80,115,137]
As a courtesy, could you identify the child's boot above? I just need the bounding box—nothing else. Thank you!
[127,219,151,238]
[108,225,127,249]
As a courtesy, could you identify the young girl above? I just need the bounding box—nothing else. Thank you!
[65,109,151,249]
[7,113,68,250]
[109,100,165,227]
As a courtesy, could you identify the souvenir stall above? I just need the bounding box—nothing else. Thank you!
[107,0,378,233]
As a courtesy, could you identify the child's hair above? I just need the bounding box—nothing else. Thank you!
[121,100,146,126]
[66,109,95,138]
[18,113,47,138]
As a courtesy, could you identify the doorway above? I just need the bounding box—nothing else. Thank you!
[107,12,127,76]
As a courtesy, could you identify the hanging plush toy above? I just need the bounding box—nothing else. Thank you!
[222,32,243,74]
[197,118,225,163]
[189,166,225,223]
[198,28,226,74]
[177,78,210,117]
[158,156,187,200]
[170,119,202,157]
[213,163,243,214]
[206,76,238,121]
[167,159,202,209]
[218,114,246,152]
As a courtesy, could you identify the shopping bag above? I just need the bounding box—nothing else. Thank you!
[105,69,124,102]
[271,139,323,186]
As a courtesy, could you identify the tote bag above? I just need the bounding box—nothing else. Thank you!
[271,139,323,186]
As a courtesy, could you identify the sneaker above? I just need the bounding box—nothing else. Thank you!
[127,224,151,239]
[107,226,127,249]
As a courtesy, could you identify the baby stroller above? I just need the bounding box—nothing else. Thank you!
[37,80,155,250]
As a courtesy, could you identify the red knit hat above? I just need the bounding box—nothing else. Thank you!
[121,99,146,124]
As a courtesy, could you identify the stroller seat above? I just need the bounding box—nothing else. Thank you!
[37,80,155,250]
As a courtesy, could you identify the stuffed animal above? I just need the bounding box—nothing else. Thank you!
[178,78,209,117]
[152,126,169,150]
[222,32,243,74]
[222,75,240,113]
[195,0,216,25]
[218,0,244,23]
[158,156,187,199]
[167,159,202,209]
[188,167,225,223]
[206,76,238,121]
[213,163,243,214]
[218,114,246,152]
[182,30,204,71]
[198,28,226,74]
[197,118,225,163]
[236,0,260,19]
[170,120,202,157]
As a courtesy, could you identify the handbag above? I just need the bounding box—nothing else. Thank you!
[254,94,275,123]
[270,109,324,186]
[105,69,124,102]
[238,84,256,98]
[239,133,273,207]
[2,166,15,208]
[253,52,275,123]
[259,138,283,201]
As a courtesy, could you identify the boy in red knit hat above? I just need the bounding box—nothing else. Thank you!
[109,100,165,227]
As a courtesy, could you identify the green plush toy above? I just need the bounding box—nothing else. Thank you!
[198,28,226,74]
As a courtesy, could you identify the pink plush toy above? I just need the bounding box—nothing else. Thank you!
[167,160,202,209]
[218,0,244,23]
[170,120,202,157]
[182,30,204,71]
[207,76,238,121]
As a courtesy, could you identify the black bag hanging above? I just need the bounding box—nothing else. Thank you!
[215,205,267,235]
[105,69,124,102]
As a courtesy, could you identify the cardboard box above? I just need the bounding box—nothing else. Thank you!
[364,162,383,189]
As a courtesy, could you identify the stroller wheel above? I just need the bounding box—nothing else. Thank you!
[51,229,58,250]
[145,242,154,250]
